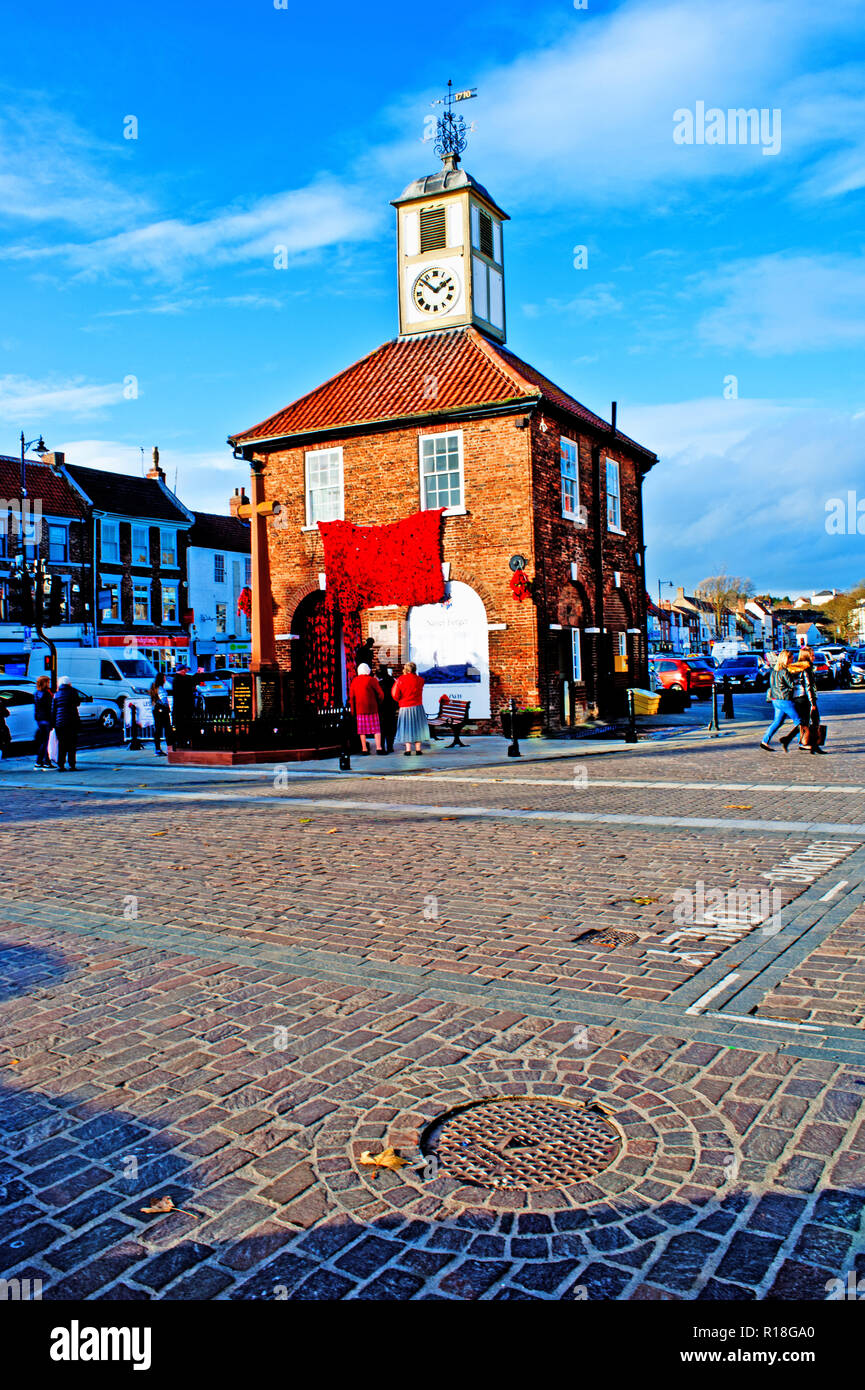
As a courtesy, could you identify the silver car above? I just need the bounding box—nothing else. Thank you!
[0,677,122,745]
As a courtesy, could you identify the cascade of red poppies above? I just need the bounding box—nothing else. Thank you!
[318,508,445,621]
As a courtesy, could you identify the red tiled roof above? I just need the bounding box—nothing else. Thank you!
[230,326,656,461]
[0,456,87,517]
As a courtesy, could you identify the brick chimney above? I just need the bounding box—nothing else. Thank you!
[40,451,66,471]
[229,486,249,517]
[146,445,165,482]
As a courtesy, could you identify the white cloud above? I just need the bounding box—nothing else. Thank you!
[0,107,150,233]
[697,253,865,353]
[5,180,381,279]
[0,375,128,420]
[639,400,865,592]
[58,439,245,513]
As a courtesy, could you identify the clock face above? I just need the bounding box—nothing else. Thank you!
[412,265,458,315]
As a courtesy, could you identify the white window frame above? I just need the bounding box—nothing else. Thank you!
[101,520,119,563]
[214,553,226,584]
[560,436,583,522]
[418,430,465,516]
[131,525,149,566]
[244,557,252,586]
[571,628,582,683]
[100,574,121,623]
[160,529,178,567]
[215,601,227,634]
[132,580,150,625]
[606,457,623,532]
[303,447,344,529]
[161,582,179,625]
[48,522,69,563]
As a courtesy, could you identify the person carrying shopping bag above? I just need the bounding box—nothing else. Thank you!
[785,648,826,755]
[33,675,53,769]
[761,650,799,752]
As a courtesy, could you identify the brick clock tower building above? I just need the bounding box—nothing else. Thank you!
[230,123,657,730]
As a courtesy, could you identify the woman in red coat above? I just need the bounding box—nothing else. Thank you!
[391,661,431,756]
[349,662,385,755]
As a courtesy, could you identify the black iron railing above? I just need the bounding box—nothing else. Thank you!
[173,703,349,752]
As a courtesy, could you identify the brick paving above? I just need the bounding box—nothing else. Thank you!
[1,701,864,1301]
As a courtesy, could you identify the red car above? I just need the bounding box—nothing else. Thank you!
[649,655,716,700]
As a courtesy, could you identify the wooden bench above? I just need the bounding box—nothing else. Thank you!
[429,696,471,748]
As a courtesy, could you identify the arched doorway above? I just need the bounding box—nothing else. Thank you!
[408,581,491,718]
[291,591,345,707]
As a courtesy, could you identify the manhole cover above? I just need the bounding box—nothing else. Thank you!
[576,928,639,948]
[421,1096,622,1190]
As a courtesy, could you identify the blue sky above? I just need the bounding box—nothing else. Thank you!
[1,0,864,599]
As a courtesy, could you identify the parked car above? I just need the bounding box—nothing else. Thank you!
[815,646,849,687]
[715,654,770,692]
[648,655,715,699]
[0,677,122,745]
[849,647,865,687]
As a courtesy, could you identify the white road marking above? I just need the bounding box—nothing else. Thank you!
[819,880,849,902]
[428,775,865,796]
[4,781,865,836]
[685,972,742,1015]
[711,1012,825,1033]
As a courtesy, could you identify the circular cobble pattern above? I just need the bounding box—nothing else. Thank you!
[312,1060,738,1261]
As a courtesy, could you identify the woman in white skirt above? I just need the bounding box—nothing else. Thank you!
[392,661,430,756]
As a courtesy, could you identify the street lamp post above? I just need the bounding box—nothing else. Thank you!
[16,431,56,686]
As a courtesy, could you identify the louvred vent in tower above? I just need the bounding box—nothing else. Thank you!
[419,205,447,252]
[478,209,494,259]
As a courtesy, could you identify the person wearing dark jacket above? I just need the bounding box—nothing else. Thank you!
[51,676,80,770]
[377,666,398,754]
[150,675,172,757]
[33,675,53,770]
[784,648,826,755]
[0,696,10,760]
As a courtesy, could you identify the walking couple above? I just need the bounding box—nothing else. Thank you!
[761,648,826,755]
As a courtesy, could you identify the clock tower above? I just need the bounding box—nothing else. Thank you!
[392,84,509,343]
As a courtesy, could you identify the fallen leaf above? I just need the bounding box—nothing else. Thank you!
[9,1059,20,1066]
[359,1146,409,1171]
[299,818,312,824]
[619,1054,628,1062]
[325,828,339,834]
[440,816,457,821]
[724,804,752,810]
[631,896,658,905]
[150,831,168,837]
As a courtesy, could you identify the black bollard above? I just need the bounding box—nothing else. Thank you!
[338,705,351,771]
[507,696,521,757]
[128,700,143,750]
[722,675,735,720]
[708,681,720,737]
[624,687,638,743]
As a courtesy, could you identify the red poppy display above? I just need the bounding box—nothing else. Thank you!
[318,509,445,619]
[509,570,531,602]
[237,586,252,619]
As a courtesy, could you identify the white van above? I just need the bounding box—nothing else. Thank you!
[27,645,158,708]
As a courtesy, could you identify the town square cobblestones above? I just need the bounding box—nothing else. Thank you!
[1,707,864,1300]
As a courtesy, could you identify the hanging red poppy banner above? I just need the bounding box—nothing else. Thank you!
[318,509,446,620]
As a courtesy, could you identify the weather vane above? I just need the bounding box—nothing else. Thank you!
[431,80,477,164]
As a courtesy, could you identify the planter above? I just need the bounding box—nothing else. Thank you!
[500,709,546,739]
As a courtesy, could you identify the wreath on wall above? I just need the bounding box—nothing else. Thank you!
[509,570,532,603]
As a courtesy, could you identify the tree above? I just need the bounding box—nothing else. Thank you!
[695,570,754,635]
[819,582,865,642]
